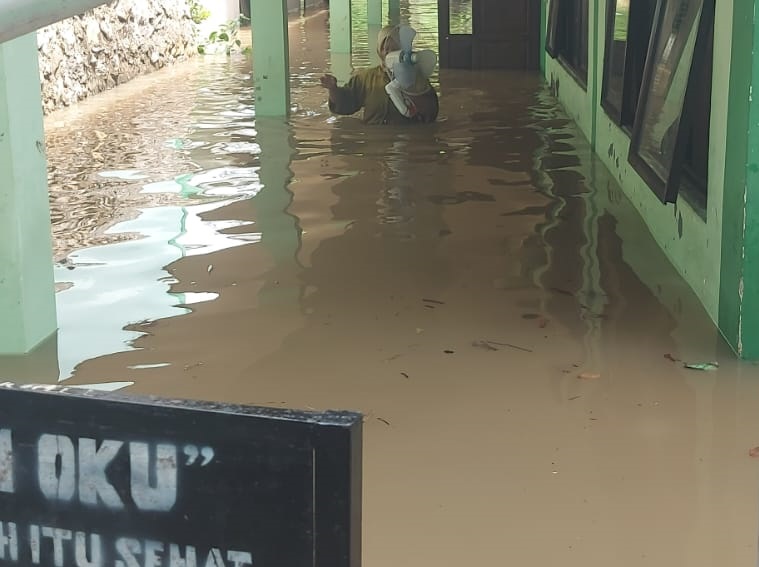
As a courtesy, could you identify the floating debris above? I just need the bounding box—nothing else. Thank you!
[423,298,445,305]
[484,340,533,353]
[401,372,409,379]
[578,372,601,380]
[683,362,719,371]
[377,417,391,426]
[207,264,213,273]
[472,340,498,351]
[750,447,759,458]
[664,353,680,363]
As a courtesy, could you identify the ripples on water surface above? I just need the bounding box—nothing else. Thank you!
[40,3,443,379]
[7,6,759,567]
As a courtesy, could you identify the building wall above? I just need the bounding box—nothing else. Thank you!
[542,0,732,334]
[37,0,196,114]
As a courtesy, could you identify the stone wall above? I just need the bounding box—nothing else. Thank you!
[37,0,196,114]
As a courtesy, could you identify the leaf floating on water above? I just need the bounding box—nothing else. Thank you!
[472,340,498,351]
[749,446,759,458]
[577,373,601,380]
[683,362,719,371]
[486,340,533,353]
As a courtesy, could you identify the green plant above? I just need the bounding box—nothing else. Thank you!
[198,17,251,56]
[187,0,210,25]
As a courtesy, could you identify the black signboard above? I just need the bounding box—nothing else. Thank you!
[0,383,362,567]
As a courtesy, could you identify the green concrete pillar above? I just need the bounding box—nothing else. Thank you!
[0,34,57,355]
[250,0,290,117]
[388,0,400,25]
[368,24,381,66]
[720,0,759,359]
[368,0,383,25]
[330,0,352,53]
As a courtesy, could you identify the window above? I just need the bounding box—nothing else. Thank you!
[601,0,657,127]
[546,0,589,86]
[449,0,473,34]
[628,0,715,204]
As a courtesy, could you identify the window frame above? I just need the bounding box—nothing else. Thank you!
[627,0,714,203]
[546,0,560,58]
[600,0,627,124]
[546,0,589,88]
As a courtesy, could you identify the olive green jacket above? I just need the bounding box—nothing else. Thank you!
[329,66,439,125]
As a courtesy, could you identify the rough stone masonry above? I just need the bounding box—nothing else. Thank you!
[37,0,196,114]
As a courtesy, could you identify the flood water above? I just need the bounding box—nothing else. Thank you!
[3,3,759,566]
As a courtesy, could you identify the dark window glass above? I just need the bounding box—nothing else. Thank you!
[628,0,715,204]
[546,0,589,86]
[601,0,656,126]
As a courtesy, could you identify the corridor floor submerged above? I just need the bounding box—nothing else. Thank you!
[3,7,759,567]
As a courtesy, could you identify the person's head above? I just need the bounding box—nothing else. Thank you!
[377,25,401,63]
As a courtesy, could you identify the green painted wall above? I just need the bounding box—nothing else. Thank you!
[543,0,744,354]
[721,0,759,358]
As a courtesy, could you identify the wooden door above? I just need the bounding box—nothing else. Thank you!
[438,0,540,70]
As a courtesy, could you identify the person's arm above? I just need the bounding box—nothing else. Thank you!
[321,73,366,116]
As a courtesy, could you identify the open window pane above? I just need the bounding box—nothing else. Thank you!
[546,0,560,57]
[546,0,589,85]
[449,0,473,34]
[630,0,705,201]
[602,0,630,118]
[620,0,656,127]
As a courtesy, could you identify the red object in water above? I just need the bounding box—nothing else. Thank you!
[749,447,759,458]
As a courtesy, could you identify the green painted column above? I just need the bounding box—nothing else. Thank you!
[368,24,381,66]
[388,0,401,25]
[250,0,290,117]
[368,0,383,26]
[0,34,57,355]
[719,0,759,359]
[330,0,352,53]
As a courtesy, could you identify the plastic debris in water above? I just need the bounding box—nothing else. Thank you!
[577,372,601,380]
[683,362,719,371]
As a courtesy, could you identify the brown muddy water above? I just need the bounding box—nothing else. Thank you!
[2,4,759,566]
